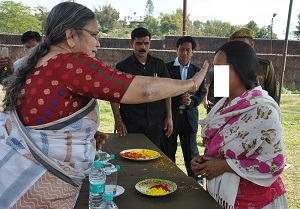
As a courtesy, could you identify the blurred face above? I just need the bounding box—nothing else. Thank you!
[176,42,194,66]
[23,39,38,53]
[214,50,246,100]
[130,36,150,62]
[73,18,100,57]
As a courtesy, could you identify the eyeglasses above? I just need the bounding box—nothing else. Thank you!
[81,28,100,41]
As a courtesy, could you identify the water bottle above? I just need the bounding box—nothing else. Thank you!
[99,192,118,209]
[104,163,120,196]
[89,161,106,209]
[98,150,115,162]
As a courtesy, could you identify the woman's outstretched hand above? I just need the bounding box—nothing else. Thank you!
[192,60,209,91]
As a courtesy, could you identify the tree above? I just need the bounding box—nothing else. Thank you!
[159,9,192,36]
[94,4,119,34]
[144,16,161,38]
[255,26,269,38]
[246,20,260,36]
[0,1,41,34]
[159,9,182,35]
[202,20,235,37]
[145,0,154,17]
[293,13,300,39]
[34,6,49,36]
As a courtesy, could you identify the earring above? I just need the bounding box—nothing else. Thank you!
[69,44,74,52]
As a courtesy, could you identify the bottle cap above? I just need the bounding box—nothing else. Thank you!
[110,154,115,160]
[94,160,104,168]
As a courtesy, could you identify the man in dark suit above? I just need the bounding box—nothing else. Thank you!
[162,36,206,177]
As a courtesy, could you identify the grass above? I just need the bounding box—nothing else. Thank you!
[97,95,300,209]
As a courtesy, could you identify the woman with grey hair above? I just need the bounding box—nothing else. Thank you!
[0,2,208,208]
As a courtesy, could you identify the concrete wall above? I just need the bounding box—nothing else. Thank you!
[1,34,299,90]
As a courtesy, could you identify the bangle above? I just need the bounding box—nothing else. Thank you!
[192,78,198,92]
[188,78,198,96]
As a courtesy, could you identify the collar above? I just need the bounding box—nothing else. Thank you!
[129,53,154,64]
[173,57,190,68]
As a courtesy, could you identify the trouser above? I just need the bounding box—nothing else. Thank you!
[125,122,163,149]
[162,109,199,177]
[207,100,214,114]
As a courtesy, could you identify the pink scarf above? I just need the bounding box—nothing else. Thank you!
[199,86,285,208]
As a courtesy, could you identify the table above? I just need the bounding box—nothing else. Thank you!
[75,133,222,209]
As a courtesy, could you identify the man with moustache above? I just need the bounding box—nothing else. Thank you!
[110,27,173,149]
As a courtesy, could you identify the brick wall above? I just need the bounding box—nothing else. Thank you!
[1,34,299,90]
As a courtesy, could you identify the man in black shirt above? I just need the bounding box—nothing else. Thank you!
[110,27,173,149]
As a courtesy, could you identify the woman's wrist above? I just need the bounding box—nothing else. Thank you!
[188,78,198,96]
[191,78,198,92]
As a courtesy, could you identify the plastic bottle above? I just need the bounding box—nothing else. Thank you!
[89,161,106,209]
[99,192,118,209]
[104,163,120,196]
[98,150,115,162]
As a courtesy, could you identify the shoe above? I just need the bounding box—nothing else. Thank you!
[197,178,204,186]
[194,176,203,186]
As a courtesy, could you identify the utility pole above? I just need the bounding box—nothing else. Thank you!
[270,13,277,54]
[182,0,187,36]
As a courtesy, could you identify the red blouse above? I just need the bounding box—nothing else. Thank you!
[17,52,134,126]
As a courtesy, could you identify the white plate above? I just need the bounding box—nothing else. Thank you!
[135,178,177,196]
[114,185,125,197]
[119,149,160,161]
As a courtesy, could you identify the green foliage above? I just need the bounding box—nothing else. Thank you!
[158,8,193,36]
[94,4,120,34]
[202,20,239,37]
[144,16,162,38]
[0,1,280,39]
[293,13,300,39]
[145,0,154,17]
[159,8,189,35]
[0,1,41,34]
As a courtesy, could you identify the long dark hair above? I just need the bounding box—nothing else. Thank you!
[216,41,259,90]
[3,2,95,111]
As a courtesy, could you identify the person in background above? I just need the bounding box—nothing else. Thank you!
[162,36,206,178]
[229,27,278,103]
[202,66,221,147]
[203,67,222,114]
[13,30,42,71]
[1,3,209,207]
[110,27,173,149]
[0,52,13,84]
[191,41,286,209]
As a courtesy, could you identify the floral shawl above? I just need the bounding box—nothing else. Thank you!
[199,86,285,208]
[0,99,99,209]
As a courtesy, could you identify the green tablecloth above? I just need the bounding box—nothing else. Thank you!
[74,133,221,209]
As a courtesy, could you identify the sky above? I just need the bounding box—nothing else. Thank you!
[12,0,300,39]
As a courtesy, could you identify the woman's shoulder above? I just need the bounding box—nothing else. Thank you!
[37,52,105,70]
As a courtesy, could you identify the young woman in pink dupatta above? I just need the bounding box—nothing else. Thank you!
[191,41,287,209]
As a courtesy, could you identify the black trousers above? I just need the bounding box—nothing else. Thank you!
[161,109,199,177]
[125,122,163,150]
